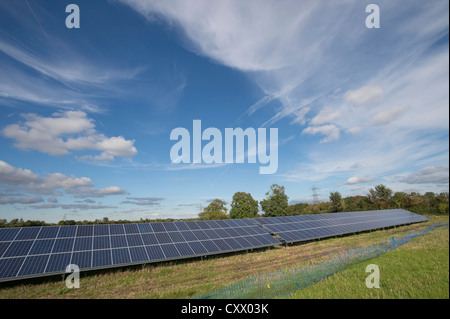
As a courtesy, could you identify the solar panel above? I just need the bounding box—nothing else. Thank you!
[253,209,429,243]
[0,209,428,282]
[0,219,280,282]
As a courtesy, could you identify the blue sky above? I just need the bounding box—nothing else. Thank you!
[0,0,448,223]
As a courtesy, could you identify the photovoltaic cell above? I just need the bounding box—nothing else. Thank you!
[30,239,55,255]
[45,253,72,273]
[15,227,40,240]
[19,254,49,276]
[253,209,429,244]
[129,246,148,262]
[92,250,112,267]
[37,226,59,239]
[0,209,427,282]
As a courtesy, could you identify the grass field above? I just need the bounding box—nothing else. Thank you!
[288,224,449,299]
[0,215,448,299]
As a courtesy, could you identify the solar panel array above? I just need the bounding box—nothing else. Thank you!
[0,219,280,282]
[0,209,428,282]
[255,209,429,243]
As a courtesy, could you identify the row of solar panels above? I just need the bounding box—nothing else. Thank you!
[0,209,429,282]
[259,209,429,243]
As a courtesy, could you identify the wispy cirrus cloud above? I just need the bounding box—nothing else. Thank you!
[120,1,448,192]
[0,0,147,114]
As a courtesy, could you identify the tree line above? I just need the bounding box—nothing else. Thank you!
[1,184,448,227]
[198,184,449,220]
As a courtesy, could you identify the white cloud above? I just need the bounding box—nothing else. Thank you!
[73,186,130,198]
[2,110,137,160]
[0,196,44,205]
[344,86,384,106]
[120,0,448,134]
[0,160,128,199]
[397,166,449,185]
[25,173,93,195]
[60,204,117,210]
[346,127,361,134]
[302,124,340,143]
[310,108,341,125]
[344,177,373,185]
[370,105,408,126]
[122,197,164,206]
[0,160,38,185]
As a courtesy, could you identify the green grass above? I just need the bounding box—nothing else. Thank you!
[0,215,448,299]
[288,226,449,299]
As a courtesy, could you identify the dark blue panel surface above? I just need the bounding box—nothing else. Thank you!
[187,242,208,255]
[93,236,110,250]
[15,227,40,240]
[160,244,180,258]
[211,239,232,251]
[0,257,25,279]
[76,225,93,237]
[73,237,92,251]
[174,243,195,256]
[129,246,148,262]
[110,235,127,248]
[92,249,112,267]
[174,222,190,231]
[0,242,10,257]
[146,245,165,260]
[71,251,92,269]
[137,223,153,233]
[192,230,209,241]
[162,223,178,231]
[140,233,158,245]
[155,232,172,244]
[124,224,139,234]
[30,239,55,255]
[167,232,185,243]
[200,240,220,253]
[52,238,74,253]
[150,223,166,232]
[0,228,20,241]
[57,226,76,238]
[19,255,50,276]
[109,224,125,235]
[37,226,59,239]
[203,229,221,239]
[112,248,131,265]
[126,234,143,247]
[94,225,109,236]
[180,231,197,242]
[185,221,201,230]
[3,240,33,257]
[45,253,72,273]
[223,238,242,250]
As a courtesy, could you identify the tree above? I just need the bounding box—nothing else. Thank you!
[230,192,259,219]
[367,184,393,209]
[329,191,344,212]
[289,203,309,215]
[344,195,371,211]
[260,184,289,217]
[198,199,228,220]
